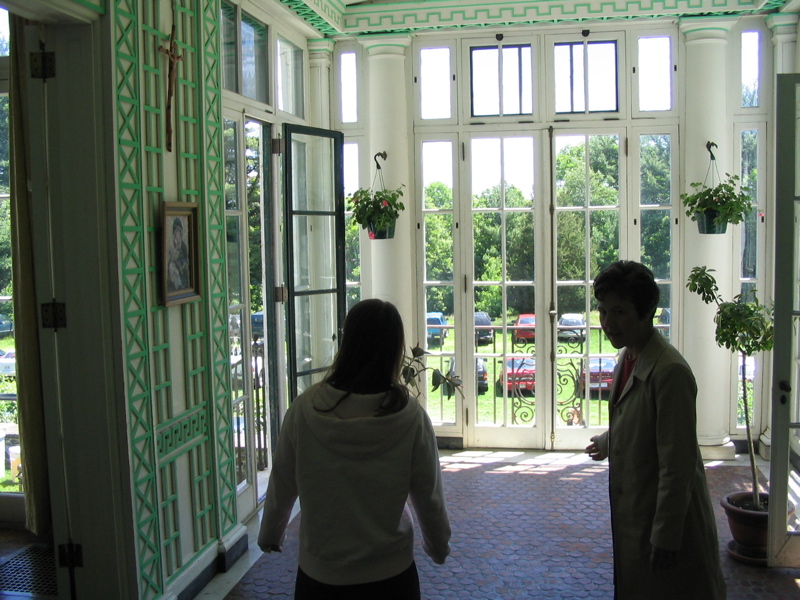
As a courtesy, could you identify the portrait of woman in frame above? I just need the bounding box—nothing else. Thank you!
[162,201,200,306]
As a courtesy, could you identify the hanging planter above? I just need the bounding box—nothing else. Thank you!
[694,209,727,234]
[367,221,396,240]
[347,152,405,241]
[681,142,753,234]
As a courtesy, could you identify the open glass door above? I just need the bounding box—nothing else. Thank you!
[283,124,345,399]
[769,74,800,565]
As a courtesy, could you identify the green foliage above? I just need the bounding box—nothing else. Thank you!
[402,344,463,400]
[349,186,405,232]
[686,265,772,510]
[681,173,753,227]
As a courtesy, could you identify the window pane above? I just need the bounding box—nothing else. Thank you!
[639,134,672,206]
[278,38,304,118]
[741,129,758,281]
[423,141,453,210]
[471,47,500,116]
[587,42,617,112]
[226,216,243,305]
[344,143,361,308]
[420,48,451,119]
[638,37,671,111]
[472,138,502,209]
[501,47,522,115]
[554,43,585,113]
[742,31,759,108]
[340,52,357,123]
[221,1,238,93]
[241,12,268,103]
[224,118,239,211]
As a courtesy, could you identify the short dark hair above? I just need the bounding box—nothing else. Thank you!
[323,299,408,414]
[593,261,660,320]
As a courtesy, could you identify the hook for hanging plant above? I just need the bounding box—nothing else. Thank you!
[703,141,721,188]
[372,151,388,191]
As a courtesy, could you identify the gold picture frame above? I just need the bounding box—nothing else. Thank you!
[162,201,200,306]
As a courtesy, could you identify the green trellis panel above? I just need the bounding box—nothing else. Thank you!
[115,0,234,596]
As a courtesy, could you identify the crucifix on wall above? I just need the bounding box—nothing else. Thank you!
[159,23,183,152]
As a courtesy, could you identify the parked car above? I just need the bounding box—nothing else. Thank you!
[426,312,448,345]
[0,350,16,378]
[474,312,494,345]
[448,356,489,394]
[0,315,13,338]
[579,356,617,397]
[496,357,536,396]
[512,313,536,346]
[557,313,586,344]
[251,311,264,339]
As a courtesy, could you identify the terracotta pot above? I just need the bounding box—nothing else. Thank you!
[695,209,728,234]
[720,492,794,566]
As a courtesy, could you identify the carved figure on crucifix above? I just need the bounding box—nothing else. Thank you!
[159,24,183,152]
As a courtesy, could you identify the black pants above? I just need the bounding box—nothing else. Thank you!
[294,561,421,600]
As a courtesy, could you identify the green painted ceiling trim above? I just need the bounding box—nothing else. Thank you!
[70,0,106,13]
[342,0,775,34]
[279,0,342,35]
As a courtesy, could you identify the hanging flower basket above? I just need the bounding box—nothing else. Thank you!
[681,142,753,235]
[347,153,405,241]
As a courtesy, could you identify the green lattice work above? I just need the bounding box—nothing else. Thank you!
[116,0,234,595]
[115,0,163,597]
[280,0,339,36]
[200,0,239,537]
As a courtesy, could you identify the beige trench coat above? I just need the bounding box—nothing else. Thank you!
[594,333,726,600]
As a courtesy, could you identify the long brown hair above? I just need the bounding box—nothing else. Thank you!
[322,299,409,415]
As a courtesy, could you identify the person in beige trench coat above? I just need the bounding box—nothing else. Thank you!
[585,261,726,600]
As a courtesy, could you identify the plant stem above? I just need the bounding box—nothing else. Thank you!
[742,350,761,509]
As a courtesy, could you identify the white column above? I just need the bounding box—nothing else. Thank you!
[767,13,798,75]
[679,18,736,450]
[360,35,416,337]
[308,39,334,129]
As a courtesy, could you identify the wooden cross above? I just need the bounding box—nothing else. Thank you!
[159,24,183,152]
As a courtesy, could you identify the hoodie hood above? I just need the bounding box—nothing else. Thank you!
[297,382,421,460]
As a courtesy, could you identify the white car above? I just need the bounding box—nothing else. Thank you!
[0,350,16,377]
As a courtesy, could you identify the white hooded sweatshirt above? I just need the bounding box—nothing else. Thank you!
[258,382,451,586]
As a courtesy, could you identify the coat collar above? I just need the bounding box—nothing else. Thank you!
[612,331,667,407]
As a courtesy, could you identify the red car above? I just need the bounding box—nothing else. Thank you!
[496,357,536,396]
[512,314,536,346]
[579,357,617,397]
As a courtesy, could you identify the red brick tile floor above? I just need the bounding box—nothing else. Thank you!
[222,452,800,599]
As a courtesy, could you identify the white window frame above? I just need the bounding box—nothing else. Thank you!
[544,30,626,122]
[630,28,678,119]
[731,16,772,118]
[413,38,458,126]
[458,33,540,126]
[333,40,366,132]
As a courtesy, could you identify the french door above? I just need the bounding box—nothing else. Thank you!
[283,124,346,399]
[419,126,676,449]
[768,74,800,565]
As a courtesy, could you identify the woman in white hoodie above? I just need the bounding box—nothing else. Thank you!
[258,299,451,599]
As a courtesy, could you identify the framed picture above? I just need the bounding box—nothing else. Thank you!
[162,201,200,306]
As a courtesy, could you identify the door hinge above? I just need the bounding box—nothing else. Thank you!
[271,138,285,155]
[274,286,289,303]
[41,300,66,332]
[465,408,469,426]
[58,542,83,568]
[30,46,56,80]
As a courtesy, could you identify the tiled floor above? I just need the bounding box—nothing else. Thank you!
[208,450,800,600]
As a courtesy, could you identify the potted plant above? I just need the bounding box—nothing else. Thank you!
[686,265,777,564]
[348,185,405,240]
[402,344,463,400]
[681,172,753,234]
